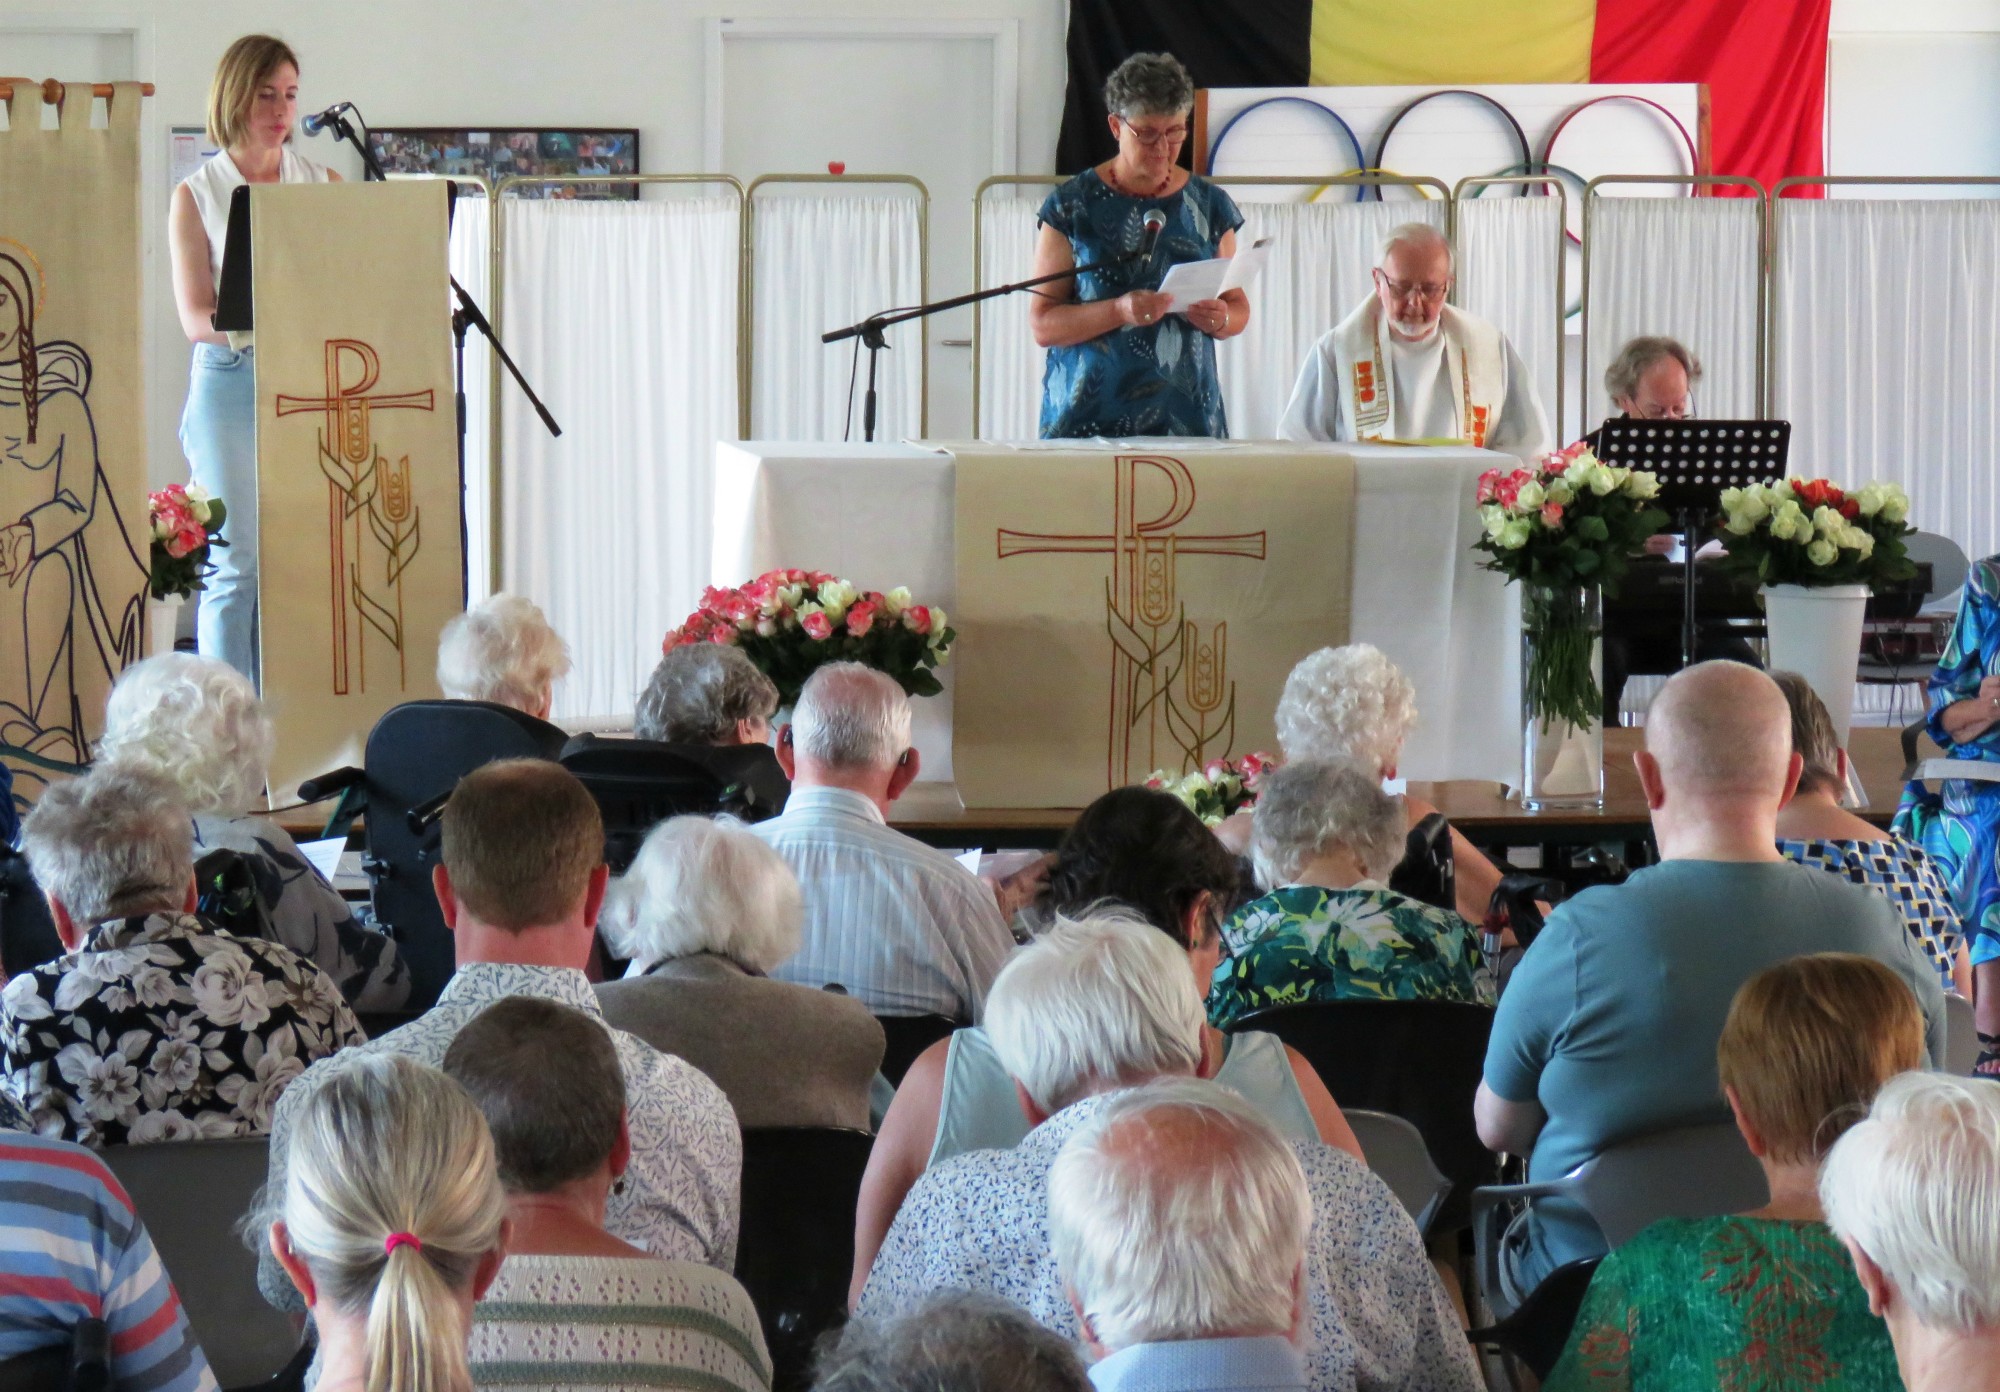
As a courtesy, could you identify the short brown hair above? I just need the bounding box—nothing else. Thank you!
[206,35,298,149]
[1717,953,1923,1165]
[440,759,603,930]
[442,998,624,1194]
[1771,670,1843,797]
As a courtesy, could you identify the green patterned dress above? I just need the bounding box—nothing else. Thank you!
[1208,883,1493,1029]
[1544,1217,1901,1392]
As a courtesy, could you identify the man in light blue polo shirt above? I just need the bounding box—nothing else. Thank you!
[1477,661,1946,1297]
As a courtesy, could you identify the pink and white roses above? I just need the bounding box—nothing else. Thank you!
[1143,751,1276,826]
[147,483,228,600]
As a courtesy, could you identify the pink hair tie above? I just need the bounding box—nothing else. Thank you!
[384,1232,422,1257]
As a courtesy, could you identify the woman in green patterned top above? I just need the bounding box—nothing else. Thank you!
[1208,759,1492,1029]
[1544,953,1923,1392]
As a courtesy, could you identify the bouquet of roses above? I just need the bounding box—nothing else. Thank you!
[1473,442,1670,593]
[1714,478,1916,590]
[663,568,955,707]
[1143,751,1277,827]
[147,483,228,600]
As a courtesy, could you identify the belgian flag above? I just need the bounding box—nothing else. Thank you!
[1057,0,1831,195]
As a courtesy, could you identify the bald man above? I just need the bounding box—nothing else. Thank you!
[1476,662,1946,1299]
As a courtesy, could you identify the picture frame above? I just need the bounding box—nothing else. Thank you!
[366,127,641,199]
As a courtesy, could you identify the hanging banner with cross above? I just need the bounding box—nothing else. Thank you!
[953,444,1355,808]
[255,181,460,797]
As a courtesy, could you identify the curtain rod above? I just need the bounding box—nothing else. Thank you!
[0,79,156,101]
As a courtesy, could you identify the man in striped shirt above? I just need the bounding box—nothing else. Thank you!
[0,1131,218,1391]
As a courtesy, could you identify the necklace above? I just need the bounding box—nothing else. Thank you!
[1104,162,1174,200]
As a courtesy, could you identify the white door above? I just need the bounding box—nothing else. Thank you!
[716,23,1013,439]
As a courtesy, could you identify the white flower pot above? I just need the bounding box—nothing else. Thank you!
[146,595,185,657]
[1762,583,1869,750]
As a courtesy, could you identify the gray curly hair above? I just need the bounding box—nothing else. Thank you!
[1104,52,1194,120]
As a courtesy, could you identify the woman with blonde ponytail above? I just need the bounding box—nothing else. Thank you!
[266,1054,509,1392]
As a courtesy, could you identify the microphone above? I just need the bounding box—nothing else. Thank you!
[300,102,354,137]
[1135,209,1167,262]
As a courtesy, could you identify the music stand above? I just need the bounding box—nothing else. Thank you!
[213,185,254,334]
[1594,418,1792,669]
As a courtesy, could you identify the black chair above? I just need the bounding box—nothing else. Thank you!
[0,1318,110,1392]
[735,1127,875,1392]
[1228,999,1497,1231]
[1467,1256,1602,1382]
[874,1014,960,1087]
[299,699,567,1007]
[558,735,760,873]
[0,842,63,977]
[97,1136,305,1388]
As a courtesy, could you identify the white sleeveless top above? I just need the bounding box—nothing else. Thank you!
[181,146,332,289]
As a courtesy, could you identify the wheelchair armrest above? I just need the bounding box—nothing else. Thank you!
[297,766,364,803]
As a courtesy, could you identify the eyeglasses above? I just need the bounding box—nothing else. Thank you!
[1635,400,1694,420]
[1118,119,1188,149]
[1375,271,1450,302]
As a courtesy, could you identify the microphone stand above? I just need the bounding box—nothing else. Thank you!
[823,243,1155,444]
[319,109,561,603]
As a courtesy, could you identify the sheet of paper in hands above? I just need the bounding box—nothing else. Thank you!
[1157,237,1273,314]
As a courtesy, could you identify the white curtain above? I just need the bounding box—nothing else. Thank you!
[446,194,491,601]
[751,194,924,441]
[1455,195,1564,446]
[1217,196,1447,440]
[498,197,742,722]
[1583,198,1762,437]
[975,192,1050,439]
[1772,199,2000,565]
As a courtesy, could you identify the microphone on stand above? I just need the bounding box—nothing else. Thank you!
[1134,209,1167,263]
[300,102,355,137]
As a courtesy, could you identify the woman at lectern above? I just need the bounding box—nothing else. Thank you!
[1030,52,1249,439]
[168,35,340,686]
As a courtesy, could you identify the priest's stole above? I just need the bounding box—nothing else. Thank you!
[0,82,149,809]
[254,182,460,796]
[952,446,1354,808]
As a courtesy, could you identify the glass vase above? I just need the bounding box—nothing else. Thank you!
[1521,583,1605,811]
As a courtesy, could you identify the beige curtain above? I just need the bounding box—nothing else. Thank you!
[254,181,460,796]
[0,81,149,809]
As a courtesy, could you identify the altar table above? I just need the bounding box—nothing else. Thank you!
[713,440,1523,789]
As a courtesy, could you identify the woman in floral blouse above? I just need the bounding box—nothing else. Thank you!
[1544,953,1919,1392]
[1209,759,1491,1030]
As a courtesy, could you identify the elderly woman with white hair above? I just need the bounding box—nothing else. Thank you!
[594,814,884,1130]
[1209,760,1491,1030]
[96,651,408,1009]
[1820,1072,2000,1392]
[435,592,570,722]
[1271,642,1506,924]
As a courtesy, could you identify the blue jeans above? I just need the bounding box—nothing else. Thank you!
[179,342,258,685]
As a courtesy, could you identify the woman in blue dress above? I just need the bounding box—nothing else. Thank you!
[1895,555,2000,1074]
[1030,53,1249,439]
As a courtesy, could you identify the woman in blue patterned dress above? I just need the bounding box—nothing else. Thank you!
[1894,556,2000,1074]
[1030,53,1248,438]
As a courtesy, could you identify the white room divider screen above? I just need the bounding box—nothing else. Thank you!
[1771,194,2000,565]
[748,183,926,443]
[973,181,1051,440]
[1453,188,1564,447]
[496,192,743,723]
[445,186,491,602]
[1582,188,1764,437]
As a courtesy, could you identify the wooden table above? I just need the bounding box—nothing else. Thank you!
[885,726,1925,852]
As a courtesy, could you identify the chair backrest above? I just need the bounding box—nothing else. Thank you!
[1345,1108,1451,1237]
[1573,1121,1766,1249]
[1468,1257,1602,1381]
[0,844,63,978]
[874,1014,961,1087]
[558,736,734,873]
[97,1137,299,1389]
[736,1127,876,1392]
[0,1317,110,1392]
[1945,992,1977,1075]
[359,700,568,1004]
[1231,999,1497,1229]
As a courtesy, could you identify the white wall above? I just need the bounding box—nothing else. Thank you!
[0,0,1068,488]
[1828,0,2000,194]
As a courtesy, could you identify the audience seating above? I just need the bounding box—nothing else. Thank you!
[557,736,741,873]
[1466,1257,1602,1384]
[1229,999,1496,1230]
[0,1316,109,1392]
[97,1138,302,1389]
[298,699,567,1006]
[0,842,62,977]
[735,1126,875,1392]
[1345,1108,1451,1237]
[1470,1121,1764,1322]
[1945,992,1976,1074]
[874,1014,961,1087]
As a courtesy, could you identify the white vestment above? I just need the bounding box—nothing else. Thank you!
[1278,298,1550,463]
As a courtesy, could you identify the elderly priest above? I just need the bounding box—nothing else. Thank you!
[1279,222,1550,462]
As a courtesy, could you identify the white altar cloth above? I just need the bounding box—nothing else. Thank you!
[712,440,1521,789]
